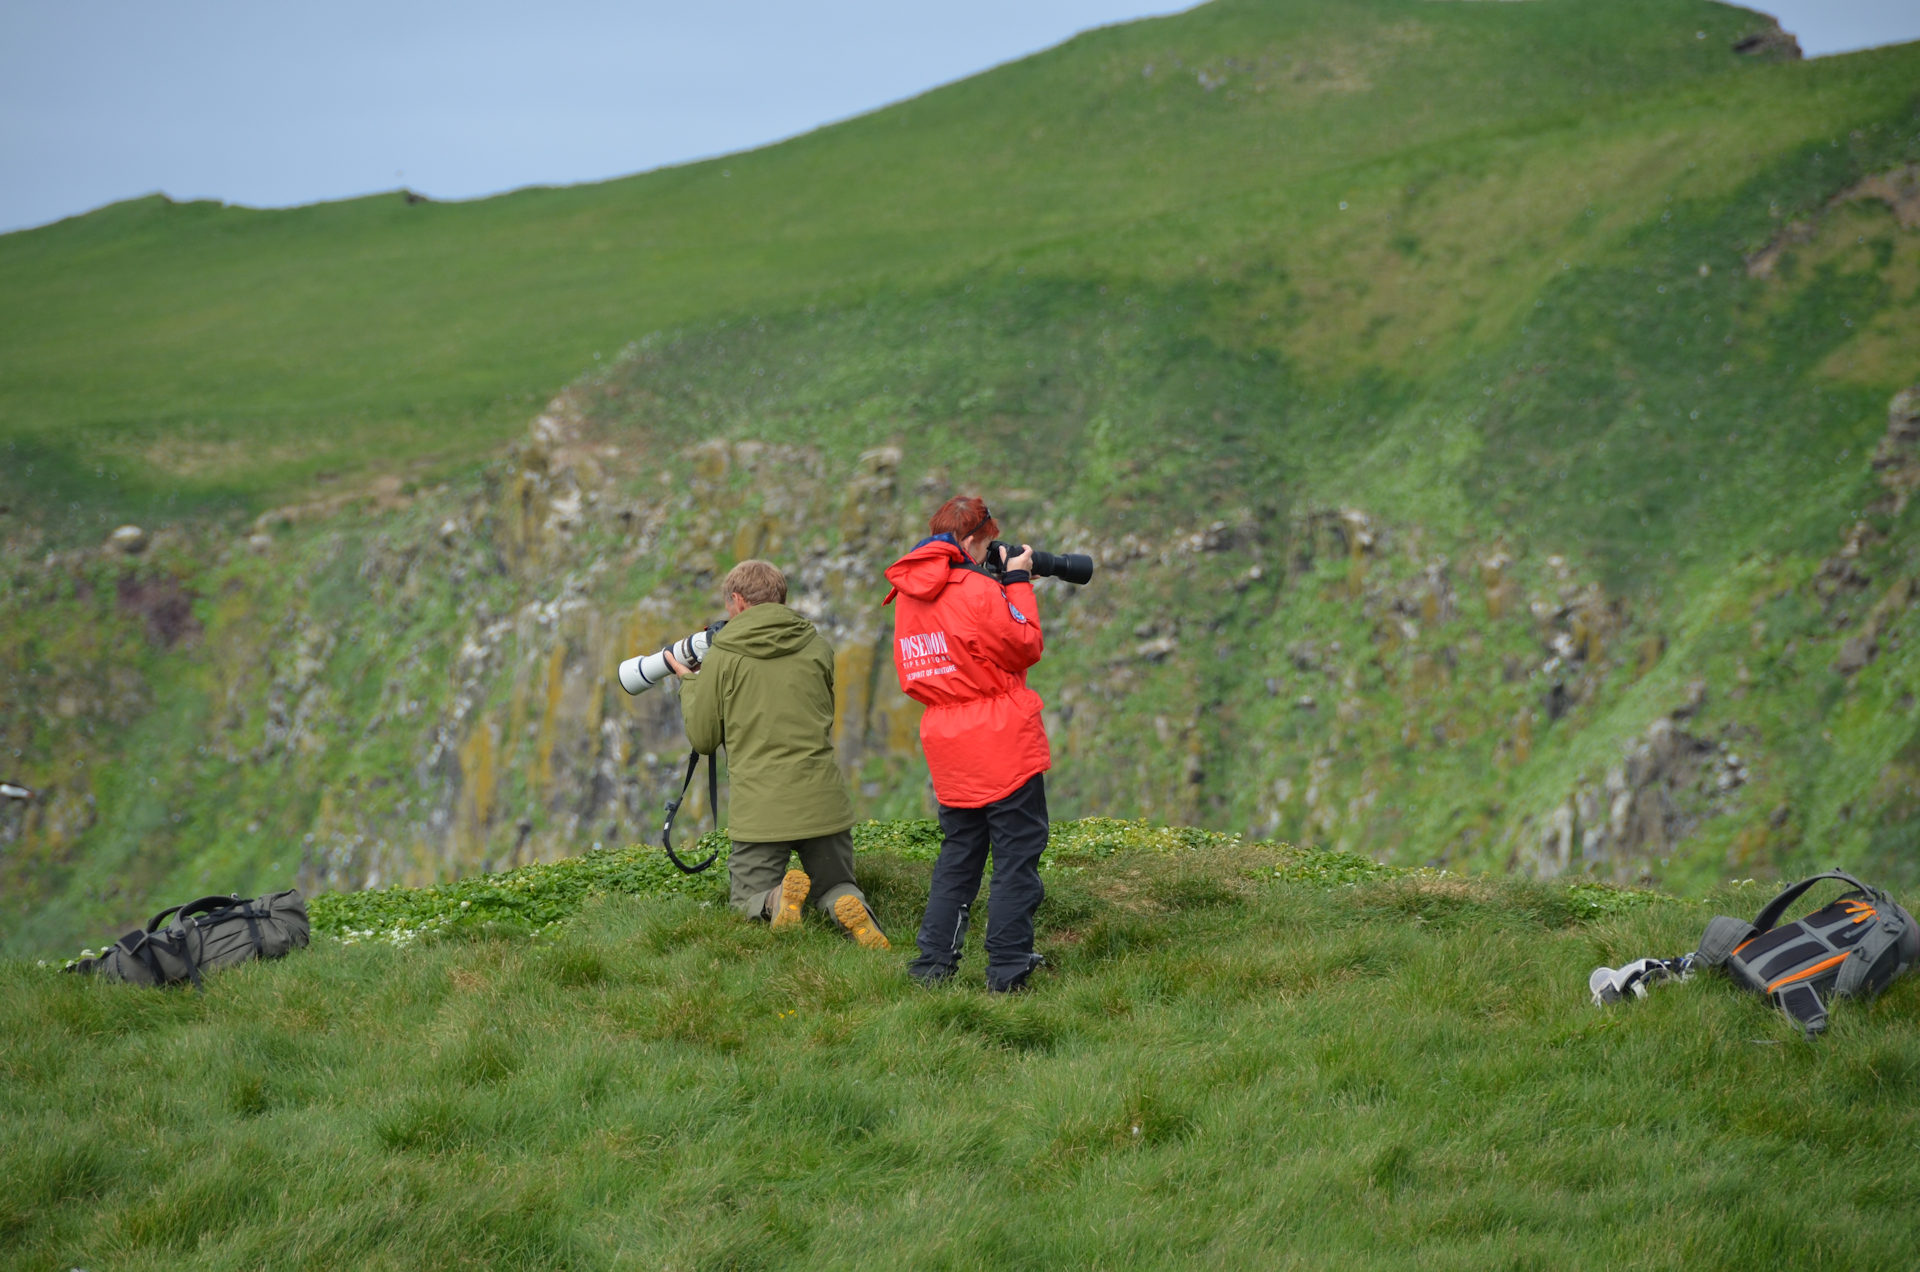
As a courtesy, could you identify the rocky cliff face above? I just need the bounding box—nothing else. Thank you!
[1516,388,1920,883]
[7,371,1920,953]
[258,401,946,893]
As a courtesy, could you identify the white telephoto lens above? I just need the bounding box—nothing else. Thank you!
[616,648,677,695]
[616,655,646,694]
[617,626,718,695]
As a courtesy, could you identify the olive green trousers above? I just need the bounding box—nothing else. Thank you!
[728,830,869,927]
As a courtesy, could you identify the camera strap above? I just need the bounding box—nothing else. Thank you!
[659,749,722,874]
[950,560,1003,584]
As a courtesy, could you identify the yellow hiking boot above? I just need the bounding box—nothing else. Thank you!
[834,894,891,950]
[770,869,810,932]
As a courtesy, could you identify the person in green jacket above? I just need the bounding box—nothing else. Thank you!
[666,559,890,948]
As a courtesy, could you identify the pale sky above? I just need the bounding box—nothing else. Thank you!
[1,0,1914,235]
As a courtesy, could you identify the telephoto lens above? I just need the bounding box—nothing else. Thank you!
[988,540,1095,586]
[1028,549,1095,585]
[617,621,727,695]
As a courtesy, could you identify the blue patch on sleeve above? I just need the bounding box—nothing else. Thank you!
[1008,602,1028,624]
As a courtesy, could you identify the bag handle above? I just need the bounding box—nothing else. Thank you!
[148,894,242,933]
[1751,871,1883,935]
[659,749,723,874]
[144,894,257,990]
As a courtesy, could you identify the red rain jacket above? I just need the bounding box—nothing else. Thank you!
[884,537,1049,808]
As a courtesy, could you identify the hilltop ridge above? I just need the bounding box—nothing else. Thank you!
[1,0,1888,529]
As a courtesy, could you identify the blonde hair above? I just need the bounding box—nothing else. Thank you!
[723,559,788,606]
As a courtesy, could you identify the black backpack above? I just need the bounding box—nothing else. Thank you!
[1695,870,1919,1035]
[67,890,310,988]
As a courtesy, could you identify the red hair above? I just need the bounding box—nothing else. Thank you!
[929,495,998,543]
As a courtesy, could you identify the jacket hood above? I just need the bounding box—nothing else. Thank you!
[884,536,969,603]
[711,602,819,660]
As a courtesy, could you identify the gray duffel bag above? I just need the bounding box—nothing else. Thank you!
[68,889,309,988]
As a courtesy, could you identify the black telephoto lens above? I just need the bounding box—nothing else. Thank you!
[1029,550,1095,585]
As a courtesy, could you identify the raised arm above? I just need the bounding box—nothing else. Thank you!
[679,664,725,755]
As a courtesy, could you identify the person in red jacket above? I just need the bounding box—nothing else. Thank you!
[884,495,1050,991]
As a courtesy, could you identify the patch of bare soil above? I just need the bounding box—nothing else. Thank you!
[1747,163,1920,278]
[116,572,201,648]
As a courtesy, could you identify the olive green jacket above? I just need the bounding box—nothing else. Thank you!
[679,602,856,843]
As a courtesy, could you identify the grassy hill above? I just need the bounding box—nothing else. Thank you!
[5,0,1920,958]
[5,829,1919,1269]
[3,0,1900,531]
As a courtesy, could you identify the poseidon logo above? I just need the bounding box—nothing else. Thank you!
[898,630,950,661]
[898,629,955,683]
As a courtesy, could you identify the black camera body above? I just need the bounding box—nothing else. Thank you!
[986,540,1095,586]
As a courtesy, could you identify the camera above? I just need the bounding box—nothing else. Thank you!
[617,621,728,695]
[986,540,1094,586]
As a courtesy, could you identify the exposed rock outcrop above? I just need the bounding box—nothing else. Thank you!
[1526,705,1750,883]
[1824,386,1920,677]
[1871,386,1920,513]
[1731,19,1801,61]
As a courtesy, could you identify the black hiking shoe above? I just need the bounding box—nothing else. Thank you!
[986,953,1047,994]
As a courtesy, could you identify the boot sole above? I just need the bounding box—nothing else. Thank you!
[771,870,810,932]
[833,894,891,950]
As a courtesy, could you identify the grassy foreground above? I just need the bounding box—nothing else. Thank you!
[5,825,1918,1270]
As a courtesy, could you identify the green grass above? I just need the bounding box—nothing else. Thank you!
[5,835,1914,1269]
[293,816,1395,950]
[8,10,1920,1259]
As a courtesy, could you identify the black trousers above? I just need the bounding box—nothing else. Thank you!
[911,773,1048,989]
